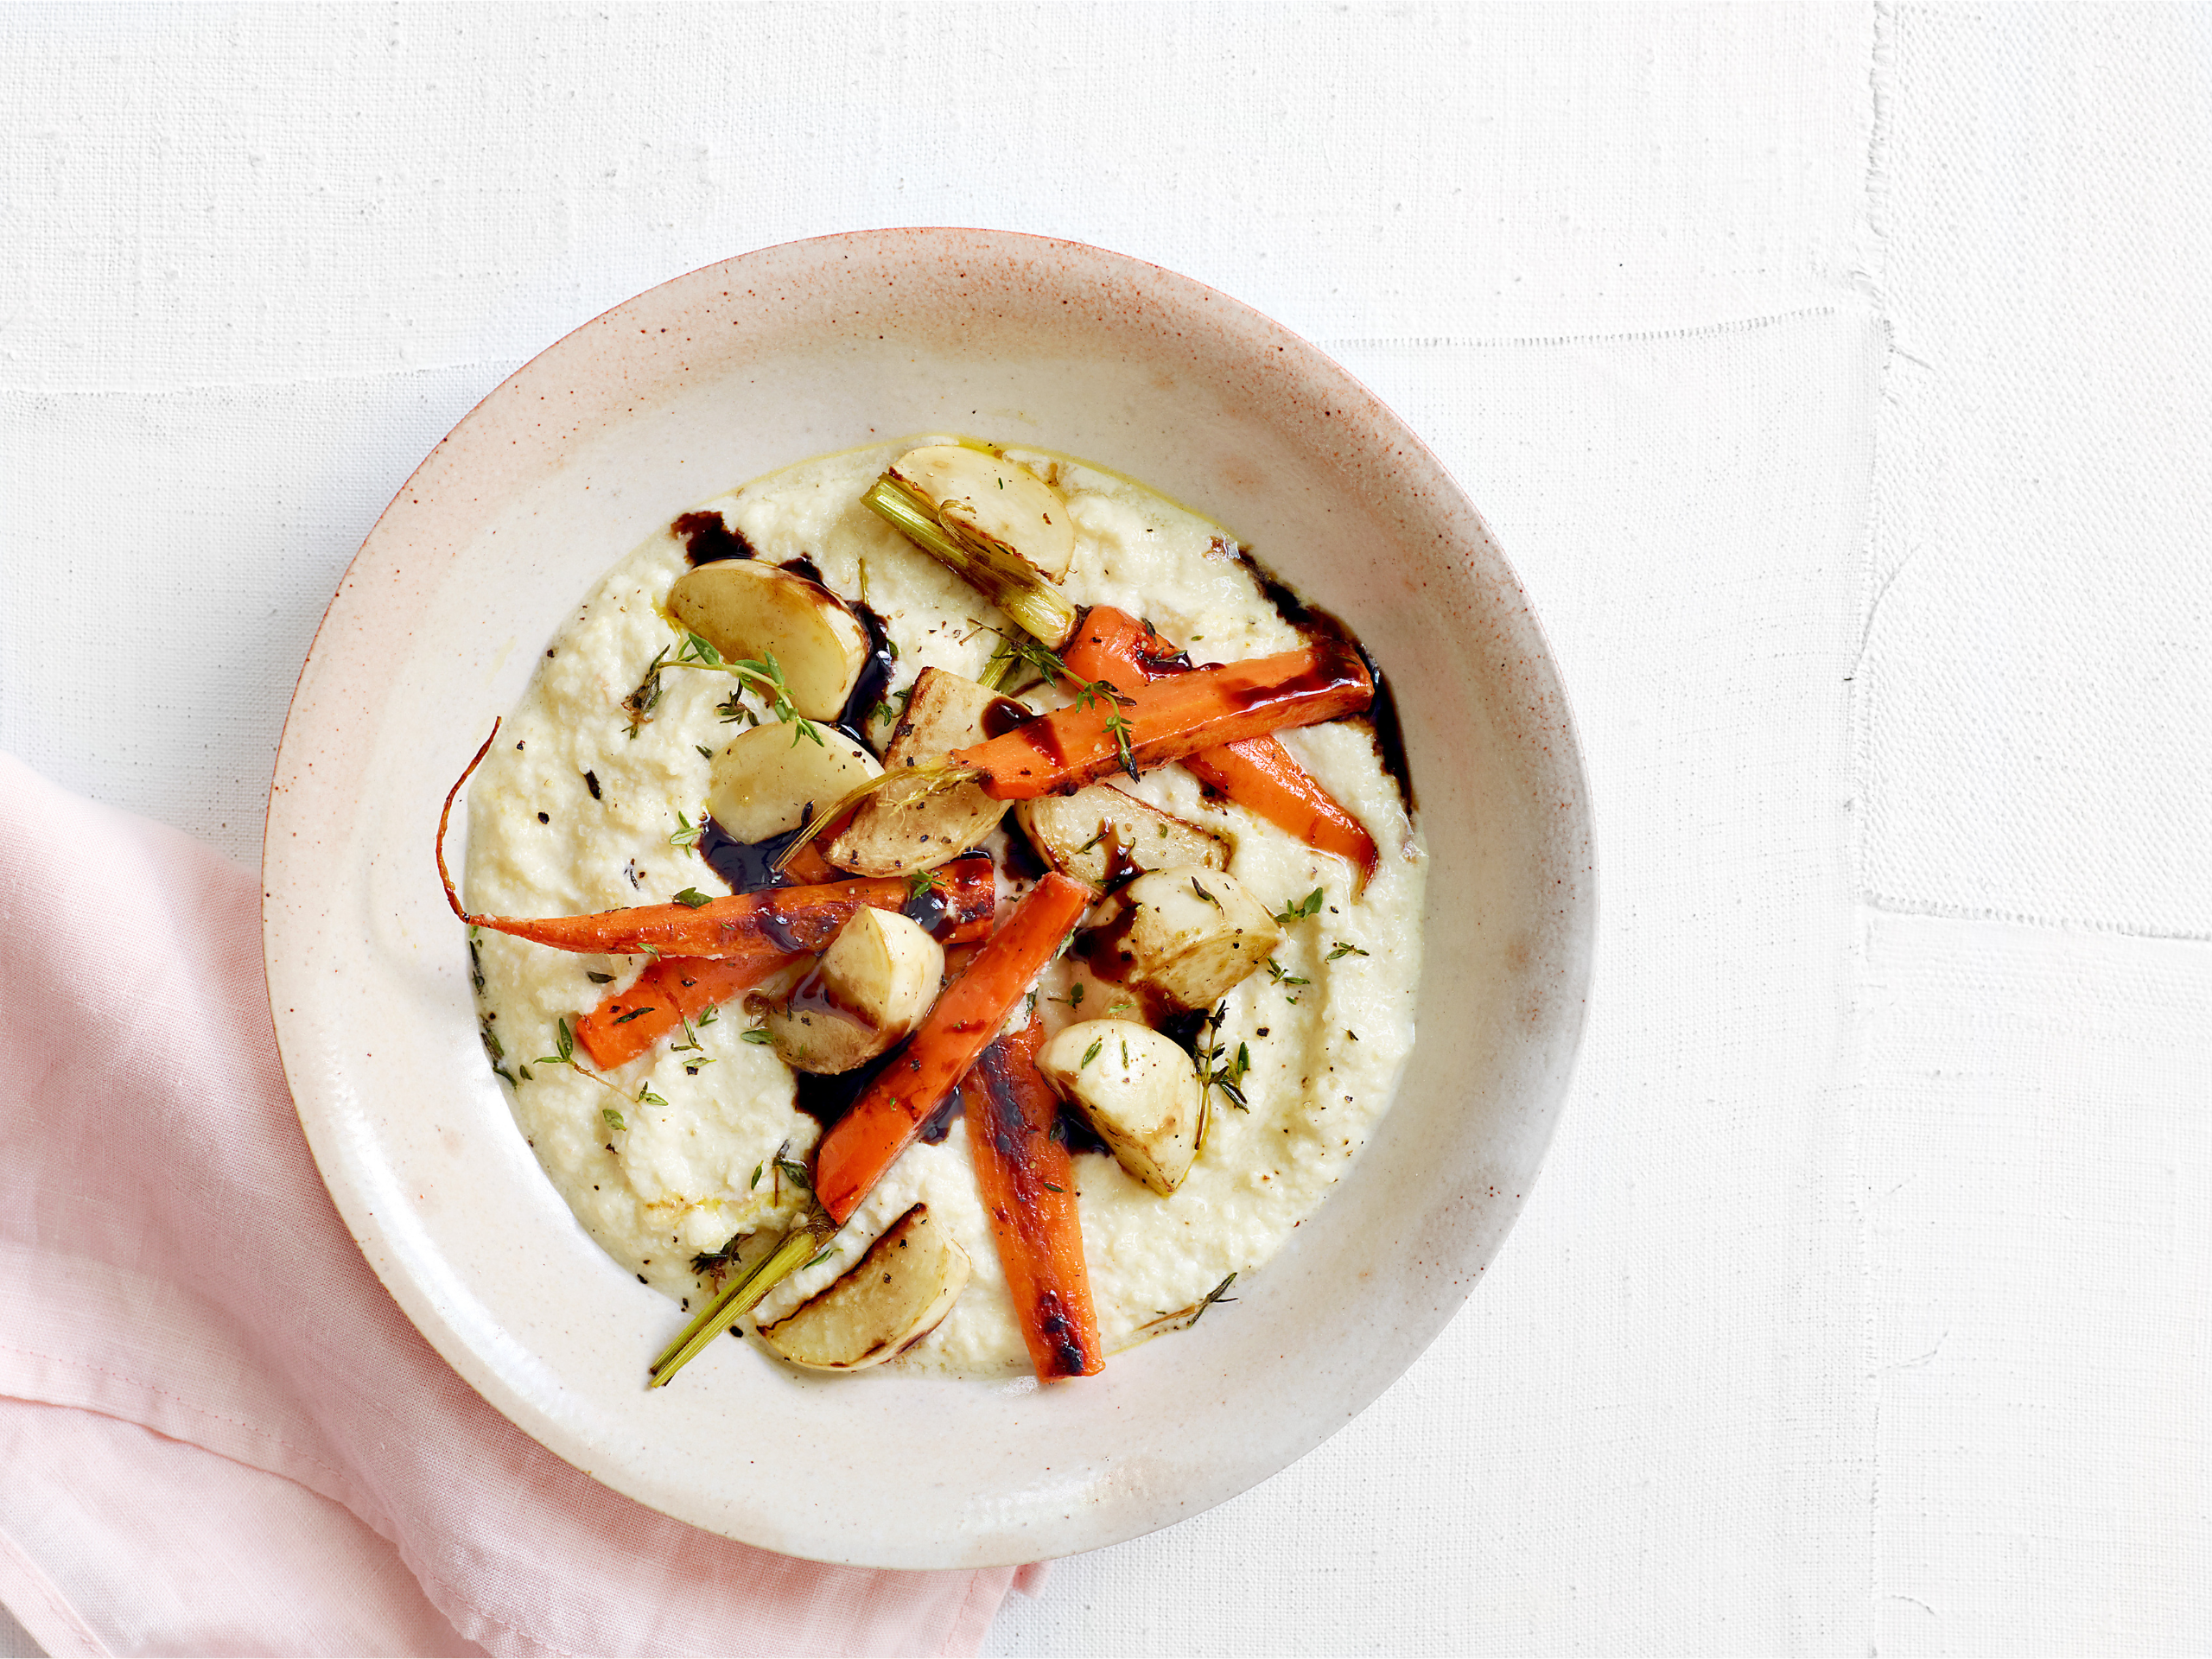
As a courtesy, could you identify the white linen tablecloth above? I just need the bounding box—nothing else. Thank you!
[3,4,2206,1652]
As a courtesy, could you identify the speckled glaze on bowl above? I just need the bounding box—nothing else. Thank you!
[264,229,1593,1568]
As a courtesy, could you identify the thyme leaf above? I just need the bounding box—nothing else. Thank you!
[621,646,671,738]
[661,632,827,747]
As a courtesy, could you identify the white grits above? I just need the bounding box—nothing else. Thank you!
[464,438,1425,1376]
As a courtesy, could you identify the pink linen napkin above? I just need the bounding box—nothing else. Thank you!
[0,753,1039,1656]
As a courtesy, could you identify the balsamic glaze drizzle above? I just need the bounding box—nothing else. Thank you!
[791,1049,895,1130]
[1232,542,1417,817]
[675,511,759,566]
[698,817,807,896]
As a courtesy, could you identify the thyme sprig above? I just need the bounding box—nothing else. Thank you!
[532,1016,630,1101]
[974,629,1135,781]
[1190,1002,1249,1154]
[976,627,1072,694]
[1070,676,1140,780]
[1184,1271,1239,1329]
[667,1003,715,1068]
[478,1014,515,1086]
[625,632,826,747]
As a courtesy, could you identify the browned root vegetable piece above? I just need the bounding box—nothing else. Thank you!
[754,1203,972,1371]
[576,951,790,1069]
[828,667,1019,875]
[1014,784,1229,888]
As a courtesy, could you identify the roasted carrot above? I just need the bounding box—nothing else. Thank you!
[950,641,1372,802]
[1064,607,1379,888]
[812,872,1097,1224]
[962,1018,1103,1380]
[1179,747,1377,887]
[575,953,781,1069]
[569,855,998,1068]
[780,841,840,885]
[1058,606,1159,689]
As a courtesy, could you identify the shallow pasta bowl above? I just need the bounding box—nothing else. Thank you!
[263,228,1593,1568]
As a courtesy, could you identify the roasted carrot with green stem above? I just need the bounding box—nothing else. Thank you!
[812,872,1097,1224]
[451,869,987,960]
[1063,607,1379,889]
[438,728,995,958]
[963,1017,1103,1380]
[570,855,998,1069]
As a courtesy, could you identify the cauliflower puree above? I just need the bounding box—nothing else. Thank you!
[464,439,1424,1376]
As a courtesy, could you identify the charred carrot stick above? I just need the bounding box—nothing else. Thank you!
[570,855,999,1068]
[1064,607,1379,888]
[963,1018,1103,1380]
[950,641,1372,802]
[812,872,1097,1224]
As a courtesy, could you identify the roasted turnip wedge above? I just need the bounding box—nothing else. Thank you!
[665,560,871,721]
[765,906,944,1074]
[862,450,1079,647]
[1038,1019,1203,1196]
[1016,784,1230,889]
[885,445,1077,580]
[754,1204,970,1371]
[707,722,880,844]
[829,667,1019,875]
[1081,865,1281,1014]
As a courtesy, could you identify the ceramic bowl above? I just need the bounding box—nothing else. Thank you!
[263,228,1593,1567]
